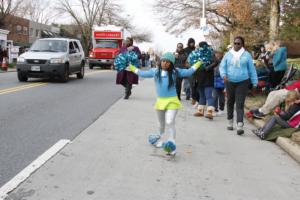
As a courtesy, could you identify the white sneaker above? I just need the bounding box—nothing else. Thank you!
[227,119,233,130]
[155,140,163,148]
[167,150,176,156]
[217,110,224,116]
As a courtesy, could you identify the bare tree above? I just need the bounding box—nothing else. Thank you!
[26,0,61,24]
[0,0,29,28]
[56,0,107,53]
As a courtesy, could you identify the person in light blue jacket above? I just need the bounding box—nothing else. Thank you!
[128,52,201,156]
[219,36,258,135]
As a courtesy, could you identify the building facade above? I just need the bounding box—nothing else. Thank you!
[4,15,30,46]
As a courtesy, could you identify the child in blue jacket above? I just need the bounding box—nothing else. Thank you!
[128,52,201,155]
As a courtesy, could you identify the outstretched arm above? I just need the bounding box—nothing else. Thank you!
[177,61,202,77]
[128,64,156,78]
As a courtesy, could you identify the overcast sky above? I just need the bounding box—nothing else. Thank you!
[52,0,205,53]
[119,0,205,53]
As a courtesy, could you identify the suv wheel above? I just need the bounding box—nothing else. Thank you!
[89,64,94,69]
[61,64,69,82]
[18,72,28,82]
[77,62,85,79]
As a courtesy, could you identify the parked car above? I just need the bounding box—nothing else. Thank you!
[16,38,85,82]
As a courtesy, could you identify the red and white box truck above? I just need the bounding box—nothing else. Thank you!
[88,25,131,69]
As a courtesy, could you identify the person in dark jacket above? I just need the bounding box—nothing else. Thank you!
[184,38,196,102]
[174,43,188,100]
[253,90,300,139]
[193,41,216,119]
[116,37,141,99]
[212,51,225,116]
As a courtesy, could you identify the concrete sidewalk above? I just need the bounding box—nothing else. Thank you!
[4,79,300,200]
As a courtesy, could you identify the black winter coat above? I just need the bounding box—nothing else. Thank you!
[174,51,188,69]
[195,57,219,87]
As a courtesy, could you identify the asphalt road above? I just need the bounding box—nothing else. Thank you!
[0,68,123,187]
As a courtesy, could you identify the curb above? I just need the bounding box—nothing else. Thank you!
[276,137,300,163]
[245,108,300,164]
[0,69,16,73]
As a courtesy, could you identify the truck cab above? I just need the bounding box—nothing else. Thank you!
[88,25,130,69]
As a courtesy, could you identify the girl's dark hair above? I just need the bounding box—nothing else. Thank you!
[234,36,245,47]
[156,62,177,89]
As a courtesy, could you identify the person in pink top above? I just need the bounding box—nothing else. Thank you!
[253,90,300,139]
[252,79,300,119]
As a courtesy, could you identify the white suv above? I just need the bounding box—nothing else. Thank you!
[16,38,85,82]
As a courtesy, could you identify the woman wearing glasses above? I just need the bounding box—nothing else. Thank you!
[219,36,258,135]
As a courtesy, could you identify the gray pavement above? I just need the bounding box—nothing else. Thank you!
[4,79,300,200]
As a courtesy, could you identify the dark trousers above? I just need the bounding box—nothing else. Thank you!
[226,79,249,123]
[176,77,183,100]
[262,115,291,135]
[270,70,285,88]
[213,88,225,112]
[122,73,132,95]
[190,78,199,101]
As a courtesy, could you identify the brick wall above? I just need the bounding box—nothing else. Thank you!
[4,15,29,46]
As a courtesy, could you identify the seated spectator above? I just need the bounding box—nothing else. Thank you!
[252,78,300,118]
[252,90,300,139]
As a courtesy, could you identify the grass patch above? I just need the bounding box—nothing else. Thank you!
[245,94,267,110]
[287,58,300,68]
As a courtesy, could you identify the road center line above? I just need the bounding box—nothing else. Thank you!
[0,83,48,95]
[0,139,70,200]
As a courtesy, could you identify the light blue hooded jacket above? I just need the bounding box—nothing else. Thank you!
[219,50,258,86]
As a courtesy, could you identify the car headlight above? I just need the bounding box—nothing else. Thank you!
[17,57,25,63]
[50,58,64,64]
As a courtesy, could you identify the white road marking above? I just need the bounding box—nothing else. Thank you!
[0,139,70,200]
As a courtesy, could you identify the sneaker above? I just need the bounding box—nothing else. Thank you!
[218,110,224,116]
[227,119,233,130]
[237,122,244,135]
[162,140,176,154]
[167,149,176,156]
[253,110,265,119]
[155,140,164,148]
[148,134,161,145]
[252,129,265,139]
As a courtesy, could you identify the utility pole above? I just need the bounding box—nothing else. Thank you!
[200,0,208,36]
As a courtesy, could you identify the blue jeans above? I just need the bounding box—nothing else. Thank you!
[198,86,214,107]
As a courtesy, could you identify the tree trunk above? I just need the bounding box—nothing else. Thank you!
[269,0,280,41]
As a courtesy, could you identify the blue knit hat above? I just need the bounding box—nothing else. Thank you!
[161,52,175,65]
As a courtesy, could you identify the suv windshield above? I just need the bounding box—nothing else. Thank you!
[30,40,68,52]
[95,40,118,48]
